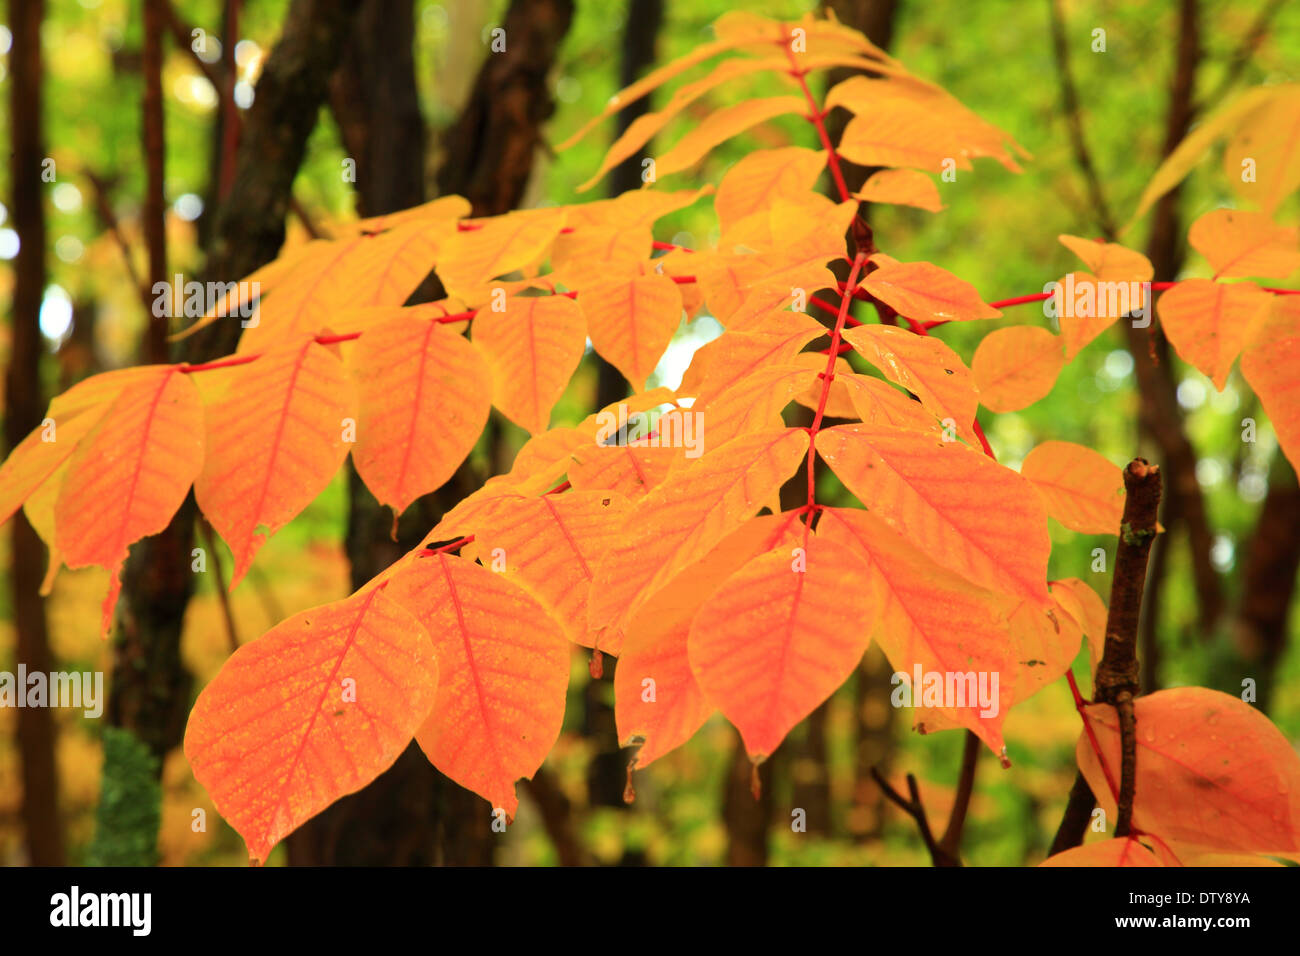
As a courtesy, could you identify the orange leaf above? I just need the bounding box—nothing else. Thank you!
[815,424,1051,602]
[853,168,944,212]
[385,553,569,817]
[439,490,631,652]
[838,374,943,431]
[351,317,491,516]
[195,338,356,587]
[184,585,439,863]
[1156,279,1271,389]
[1039,837,1163,867]
[0,365,163,527]
[1188,208,1300,279]
[1053,271,1136,359]
[971,325,1065,412]
[861,261,1001,323]
[1239,297,1300,470]
[579,274,683,387]
[817,507,1016,753]
[54,367,205,635]
[679,309,824,404]
[1077,687,1300,853]
[1224,87,1300,216]
[1058,235,1154,282]
[435,208,566,301]
[1020,441,1125,535]
[1049,577,1108,673]
[689,535,876,758]
[588,427,810,636]
[617,514,801,767]
[714,146,827,232]
[567,441,680,500]
[653,96,807,179]
[841,325,980,441]
[472,294,587,434]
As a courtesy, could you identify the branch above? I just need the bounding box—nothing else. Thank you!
[871,767,961,866]
[937,730,980,859]
[1046,0,1117,239]
[1050,459,1162,851]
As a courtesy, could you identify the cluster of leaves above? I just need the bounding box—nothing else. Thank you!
[2,11,1299,866]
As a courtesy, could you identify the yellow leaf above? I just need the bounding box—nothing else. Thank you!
[579,274,683,387]
[689,535,877,758]
[714,146,827,232]
[471,294,587,434]
[841,325,980,441]
[588,428,810,636]
[1020,441,1125,535]
[861,260,1002,323]
[971,325,1065,413]
[838,374,943,431]
[654,96,808,179]
[1187,208,1300,279]
[815,424,1051,602]
[1156,279,1271,390]
[853,168,944,212]
[1224,85,1300,216]
[436,207,567,301]
[1058,235,1154,282]
[1240,296,1300,470]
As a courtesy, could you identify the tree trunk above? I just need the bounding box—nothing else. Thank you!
[6,0,63,868]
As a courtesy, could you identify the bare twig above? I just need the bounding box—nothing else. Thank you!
[871,767,961,866]
[937,730,980,858]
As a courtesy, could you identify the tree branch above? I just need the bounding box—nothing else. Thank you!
[871,768,961,866]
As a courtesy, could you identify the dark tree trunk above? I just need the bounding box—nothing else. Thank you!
[6,0,64,868]
[108,0,363,824]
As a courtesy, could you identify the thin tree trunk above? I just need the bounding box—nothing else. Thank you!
[6,0,63,867]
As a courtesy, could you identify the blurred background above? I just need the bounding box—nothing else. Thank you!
[1,0,1298,866]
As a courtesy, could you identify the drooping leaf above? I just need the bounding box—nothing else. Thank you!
[1156,279,1272,390]
[1058,235,1154,281]
[971,325,1065,413]
[815,423,1051,602]
[195,338,356,587]
[184,585,439,863]
[1240,297,1300,470]
[384,553,569,817]
[817,507,1016,753]
[471,293,587,434]
[1224,85,1300,216]
[579,274,683,388]
[1020,441,1125,535]
[689,535,877,758]
[588,427,810,637]
[653,96,808,179]
[616,514,801,767]
[1076,687,1300,853]
[55,367,205,635]
[350,317,491,517]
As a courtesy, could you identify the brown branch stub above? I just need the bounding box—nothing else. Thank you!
[871,767,961,867]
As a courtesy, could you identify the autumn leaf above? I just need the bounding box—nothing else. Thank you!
[690,535,877,758]
[1223,84,1300,216]
[384,553,569,817]
[579,274,683,388]
[971,325,1065,413]
[654,96,808,179]
[853,168,944,212]
[815,424,1051,602]
[841,325,980,441]
[817,507,1016,753]
[1240,297,1300,470]
[588,427,810,636]
[1020,441,1125,535]
[435,207,567,301]
[616,514,801,767]
[54,367,205,635]
[1058,235,1153,282]
[860,261,1002,324]
[350,317,491,517]
[184,585,440,863]
[1077,687,1300,853]
[1187,208,1300,279]
[195,338,356,587]
[472,293,587,434]
[1156,279,1272,390]
[1039,837,1163,867]
[714,146,827,231]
